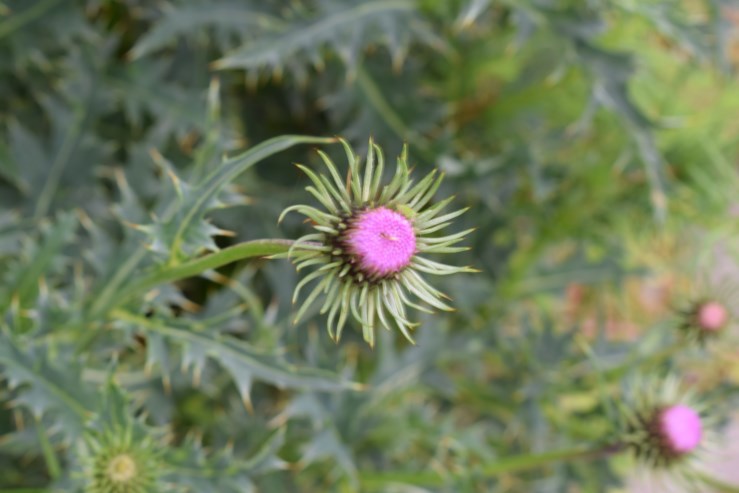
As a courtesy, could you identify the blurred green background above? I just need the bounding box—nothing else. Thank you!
[3,0,739,491]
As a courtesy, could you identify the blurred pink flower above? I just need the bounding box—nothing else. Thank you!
[695,301,729,332]
[659,405,703,454]
[625,414,739,492]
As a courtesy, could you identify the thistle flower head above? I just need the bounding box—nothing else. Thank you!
[620,376,709,469]
[694,300,729,332]
[677,296,735,345]
[658,405,703,454]
[280,138,475,346]
[673,277,737,345]
[619,377,736,493]
[626,404,704,467]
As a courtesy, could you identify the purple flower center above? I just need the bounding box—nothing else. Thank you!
[659,405,702,454]
[345,207,416,277]
[697,301,728,331]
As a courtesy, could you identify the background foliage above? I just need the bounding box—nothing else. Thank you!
[3,0,739,491]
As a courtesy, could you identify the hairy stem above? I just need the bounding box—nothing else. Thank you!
[114,239,295,309]
[78,239,318,352]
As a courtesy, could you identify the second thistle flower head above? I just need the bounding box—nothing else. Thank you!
[674,280,736,345]
[620,376,707,469]
[280,138,475,346]
[681,298,732,341]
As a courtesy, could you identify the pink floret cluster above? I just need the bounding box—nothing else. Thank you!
[659,404,703,454]
[697,301,728,331]
[346,207,417,277]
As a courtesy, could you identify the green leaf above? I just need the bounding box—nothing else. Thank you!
[164,429,287,493]
[112,309,361,402]
[86,137,335,320]
[6,119,47,196]
[0,212,77,315]
[0,333,94,440]
[144,135,336,264]
[213,0,438,78]
[108,60,207,134]
[574,40,668,220]
[301,428,357,483]
[129,4,285,60]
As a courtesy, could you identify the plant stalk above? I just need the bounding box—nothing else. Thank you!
[116,239,294,303]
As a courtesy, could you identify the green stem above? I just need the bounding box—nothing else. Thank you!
[35,417,61,481]
[481,445,616,475]
[360,444,619,488]
[115,239,294,309]
[567,339,686,381]
[87,248,149,320]
[77,239,293,352]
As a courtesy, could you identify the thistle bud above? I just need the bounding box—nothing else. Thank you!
[77,385,162,493]
[694,301,729,332]
[679,297,733,343]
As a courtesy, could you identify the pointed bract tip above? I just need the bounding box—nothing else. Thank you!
[147,147,165,163]
[242,395,255,415]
